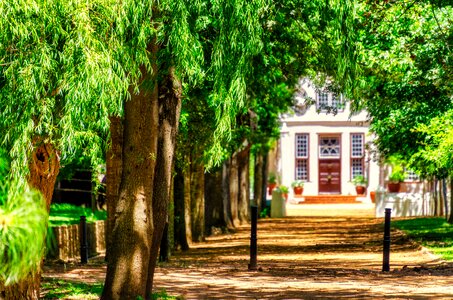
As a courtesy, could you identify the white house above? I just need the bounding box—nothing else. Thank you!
[274,79,380,199]
[271,78,436,218]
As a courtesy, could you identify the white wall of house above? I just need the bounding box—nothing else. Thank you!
[277,79,380,197]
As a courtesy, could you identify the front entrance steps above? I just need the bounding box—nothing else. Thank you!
[291,195,367,204]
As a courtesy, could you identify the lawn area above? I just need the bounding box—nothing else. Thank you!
[48,203,107,227]
[393,217,453,260]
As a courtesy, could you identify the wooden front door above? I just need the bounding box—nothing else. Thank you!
[318,136,341,194]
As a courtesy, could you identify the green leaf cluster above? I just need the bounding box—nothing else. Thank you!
[0,152,48,285]
[355,0,453,177]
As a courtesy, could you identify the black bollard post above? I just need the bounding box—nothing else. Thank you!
[382,208,391,272]
[80,216,88,264]
[249,205,258,270]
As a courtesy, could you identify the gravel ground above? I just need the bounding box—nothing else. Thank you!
[43,203,453,299]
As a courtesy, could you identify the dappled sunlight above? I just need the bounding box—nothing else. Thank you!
[43,204,453,299]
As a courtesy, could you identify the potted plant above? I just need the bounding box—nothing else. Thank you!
[276,185,289,200]
[267,172,277,195]
[351,175,367,196]
[291,180,304,196]
[387,167,405,193]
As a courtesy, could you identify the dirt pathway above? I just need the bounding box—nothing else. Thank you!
[43,203,453,299]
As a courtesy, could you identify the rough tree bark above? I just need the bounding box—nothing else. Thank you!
[183,160,193,246]
[174,167,190,250]
[229,152,240,227]
[105,116,123,262]
[253,153,264,212]
[222,161,234,229]
[448,177,453,224]
[190,158,205,242]
[0,143,60,299]
[205,168,226,235]
[237,148,250,224]
[101,64,159,299]
[146,68,182,296]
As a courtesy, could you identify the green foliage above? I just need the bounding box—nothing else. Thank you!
[291,180,304,188]
[276,185,289,194]
[267,172,277,184]
[393,217,453,261]
[0,153,48,285]
[410,109,453,178]
[41,279,177,299]
[355,1,453,177]
[41,279,103,299]
[388,169,406,183]
[48,203,107,227]
[351,175,367,186]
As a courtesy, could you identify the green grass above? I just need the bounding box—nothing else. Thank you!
[41,279,102,299]
[48,203,107,227]
[393,217,453,260]
[41,279,179,299]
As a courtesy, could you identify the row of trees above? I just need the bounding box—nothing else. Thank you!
[1,0,450,298]
[0,0,356,299]
[354,0,452,218]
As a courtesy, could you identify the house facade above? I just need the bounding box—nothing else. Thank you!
[275,79,380,199]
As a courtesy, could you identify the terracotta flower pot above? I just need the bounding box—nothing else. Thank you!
[267,183,277,195]
[370,191,376,203]
[355,185,366,196]
[293,186,304,195]
[387,182,401,193]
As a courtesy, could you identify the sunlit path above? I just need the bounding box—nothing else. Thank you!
[153,204,453,299]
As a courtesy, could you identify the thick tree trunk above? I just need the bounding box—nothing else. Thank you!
[205,168,226,234]
[191,159,205,242]
[229,152,240,227]
[253,153,264,212]
[29,143,60,211]
[174,168,190,250]
[237,148,250,224]
[183,163,193,245]
[105,116,123,262]
[0,143,60,299]
[101,68,159,299]
[146,68,182,296]
[222,161,234,229]
[448,179,453,224]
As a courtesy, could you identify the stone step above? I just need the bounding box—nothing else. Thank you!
[292,195,360,204]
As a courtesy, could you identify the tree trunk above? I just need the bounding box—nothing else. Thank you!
[146,68,182,296]
[229,152,240,227]
[254,153,264,212]
[191,159,205,242]
[1,142,61,300]
[0,274,40,300]
[262,152,269,212]
[183,162,193,245]
[448,178,453,224]
[222,161,234,229]
[105,116,123,262]
[174,167,190,250]
[101,67,159,299]
[237,148,250,224]
[205,168,226,235]
[29,143,60,211]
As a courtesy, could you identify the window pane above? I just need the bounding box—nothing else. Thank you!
[296,134,308,158]
[351,158,363,178]
[405,169,420,182]
[332,94,341,109]
[351,134,364,157]
[317,92,329,109]
[319,137,340,158]
[296,159,308,181]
